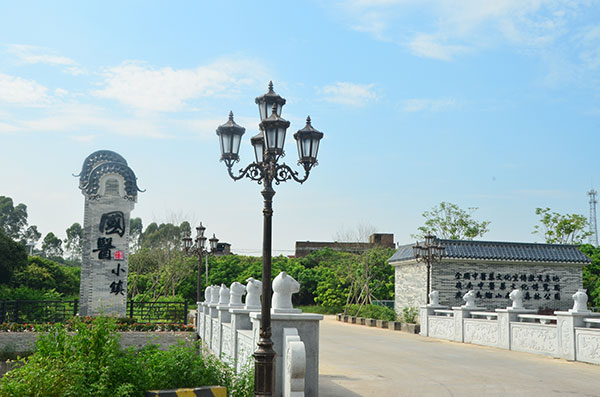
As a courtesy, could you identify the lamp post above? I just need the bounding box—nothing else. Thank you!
[182,222,219,302]
[413,233,445,304]
[216,81,323,396]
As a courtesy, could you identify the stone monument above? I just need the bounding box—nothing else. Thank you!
[76,150,142,316]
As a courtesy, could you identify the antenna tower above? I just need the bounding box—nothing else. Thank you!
[589,189,598,246]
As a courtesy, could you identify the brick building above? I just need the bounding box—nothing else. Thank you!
[389,239,591,313]
[295,233,394,257]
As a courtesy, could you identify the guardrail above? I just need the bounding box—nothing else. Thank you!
[0,300,188,324]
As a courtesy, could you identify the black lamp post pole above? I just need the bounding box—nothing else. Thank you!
[254,178,276,395]
[196,250,203,303]
[413,233,444,305]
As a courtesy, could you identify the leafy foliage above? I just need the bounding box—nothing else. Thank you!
[41,232,64,260]
[579,244,600,308]
[0,230,27,284]
[400,306,418,323]
[64,222,83,263]
[533,207,591,244]
[0,317,253,397]
[345,304,397,321]
[413,201,490,240]
[11,256,80,296]
[0,196,28,241]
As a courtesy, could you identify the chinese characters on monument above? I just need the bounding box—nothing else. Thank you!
[454,271,561,301]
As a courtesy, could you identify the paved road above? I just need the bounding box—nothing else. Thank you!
[318,315,600,397]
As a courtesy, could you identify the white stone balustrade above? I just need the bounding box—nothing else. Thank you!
[196,272,323,396]
[420,289,600,364]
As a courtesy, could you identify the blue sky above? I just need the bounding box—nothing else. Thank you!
[1,1,599,255]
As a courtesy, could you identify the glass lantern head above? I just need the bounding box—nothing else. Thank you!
[209,233,219,251]
[260,104,290,156]
[196,222,206,239]
[216,111,245,167]
[251,131,265,164]
[293,116,324,169]
[255,81,286,121]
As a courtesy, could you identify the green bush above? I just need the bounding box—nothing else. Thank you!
[0,317,252,397]
[297,305,341,315]
[344,304,397,321]
[401,306,418,323]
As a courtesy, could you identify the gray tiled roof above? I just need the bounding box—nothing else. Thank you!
[389,239,591,264]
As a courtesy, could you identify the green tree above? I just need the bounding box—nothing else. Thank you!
[64,222,83,261]
[412,201,491,240]
[532,207,591,244]
[12,256,80,296]
[0,230,27,284]
[129,217,143,253]
[22,225,41,254]
[0,196,28,240]
[41,232,64,259]
[579,244,600,307]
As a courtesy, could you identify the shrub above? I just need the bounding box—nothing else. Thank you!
[401,306,418,324]
[344,304,397,321]
[0,317,252,397]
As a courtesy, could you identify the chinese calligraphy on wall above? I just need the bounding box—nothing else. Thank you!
[454,271,561,301]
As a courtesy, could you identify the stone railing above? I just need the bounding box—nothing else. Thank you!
[420,288,600,364]
[197,272,323,397]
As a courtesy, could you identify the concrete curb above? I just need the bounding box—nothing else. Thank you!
[146,386,226,397]
[336,314,420,334]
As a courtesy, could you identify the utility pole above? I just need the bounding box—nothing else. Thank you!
[589,189,598,247]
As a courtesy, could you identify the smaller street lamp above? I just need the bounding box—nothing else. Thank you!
[413,233,445,304]
[182,222,219,302]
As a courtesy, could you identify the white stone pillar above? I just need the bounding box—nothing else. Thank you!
[250,312,323,397]
[495,308,536,350]
[419,303,447,336]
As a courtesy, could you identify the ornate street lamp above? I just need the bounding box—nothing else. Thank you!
[216,82,323,396]
[182,222,219,302]
[413,233,445,304]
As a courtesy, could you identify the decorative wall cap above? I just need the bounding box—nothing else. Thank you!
[389,239,591,264]
[75,150,143,201]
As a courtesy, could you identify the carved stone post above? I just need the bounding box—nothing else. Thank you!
[76,150,142,317]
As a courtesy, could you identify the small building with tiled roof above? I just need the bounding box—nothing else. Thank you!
[389,238,591,313]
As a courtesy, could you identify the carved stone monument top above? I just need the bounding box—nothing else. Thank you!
[245,277,262,310]
[272,271,301,314]
[570,288,591,313]
[509,289,524,310]
[462,290,477,308]
[230,281,246,307]
[219,283,230,305]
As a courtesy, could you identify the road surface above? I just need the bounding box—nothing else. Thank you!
[318,315,600,396]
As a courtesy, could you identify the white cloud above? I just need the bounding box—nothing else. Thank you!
[5,44,84,75]
[0,73,49,104]
[319,82,377,106]
[408,33,469,61]
[576,25,600,70]
[330,0,588,61]
[402,98,457,112]
[0,121,21,133]
[93,58,268,112]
